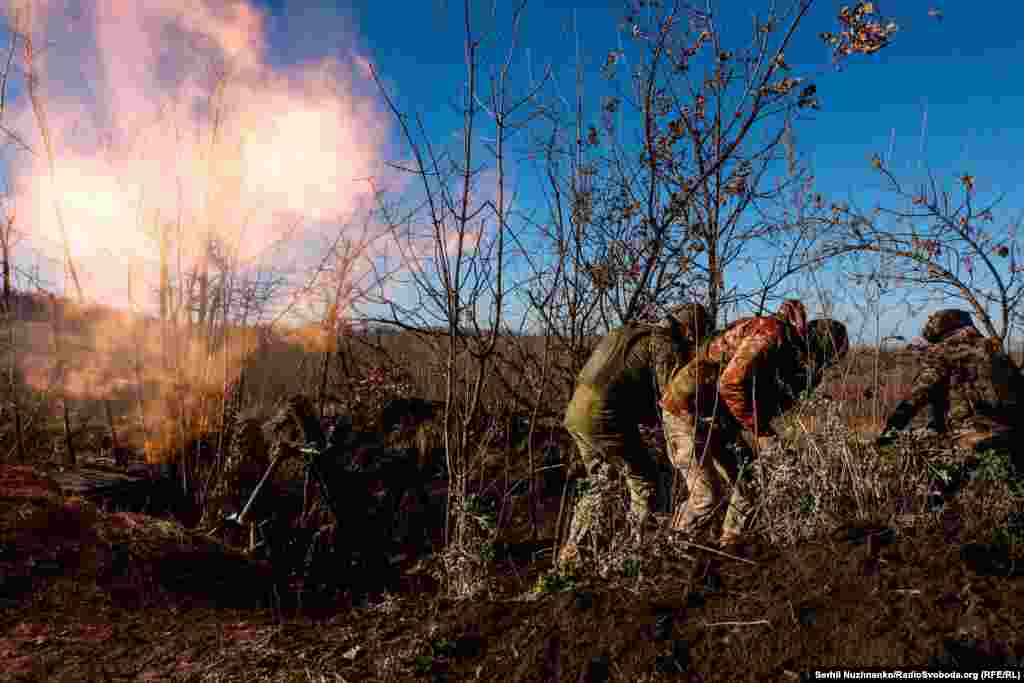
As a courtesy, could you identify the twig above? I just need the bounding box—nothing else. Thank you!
[552,474,572,570]
[50,294,76,466]
[674,538,759,565]
[703,619,770,628]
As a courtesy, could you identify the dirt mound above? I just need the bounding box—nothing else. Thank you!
[0,465,273,614]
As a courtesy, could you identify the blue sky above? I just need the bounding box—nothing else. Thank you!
[252,0,1024,343]
[6,1,1023,346]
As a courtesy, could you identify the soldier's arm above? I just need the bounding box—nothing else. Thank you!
[649,331,684,394]
[718,331,778,436]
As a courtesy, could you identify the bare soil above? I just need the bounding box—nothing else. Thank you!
[2,462,1023,682]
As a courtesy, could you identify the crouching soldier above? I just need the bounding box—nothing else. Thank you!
[661,300,848,553]
[557,303,713,571]
[875,309,1024,481]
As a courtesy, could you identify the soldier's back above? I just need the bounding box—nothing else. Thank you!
[935,335,1023,426]
[576,325,652,390]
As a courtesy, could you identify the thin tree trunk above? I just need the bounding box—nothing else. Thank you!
[104,398,125,468]
[3,271,24,462]
[22,26,84,301]
[303,347,332,526]
[1,219,11,314]
[159,216,170,324]
[50,294,76,466]
[197,253,209,330]
[12,399,25,462]
[26,13,85,467]
[526,338,555,542]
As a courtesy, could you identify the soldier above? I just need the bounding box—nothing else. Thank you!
[557,303,713,571]
[661,300,849,552]
[875,309,1023,457]
[206,415,271,544]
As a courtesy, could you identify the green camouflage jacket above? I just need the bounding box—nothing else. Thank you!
[883,326,1023,435]
[565,323,697,429]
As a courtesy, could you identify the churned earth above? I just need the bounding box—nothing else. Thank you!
[2,462,1023,682]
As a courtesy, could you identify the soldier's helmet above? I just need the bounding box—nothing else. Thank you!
[664,302,712,342]
[922,309,975,343]
[805,319,849,371]
[776,299,808,337]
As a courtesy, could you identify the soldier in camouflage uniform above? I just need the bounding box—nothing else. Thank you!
[266,396,438,607]
[661,300,849,549]
[207,415,271,544]
[557,303,713,571]
[876,309,1023,456]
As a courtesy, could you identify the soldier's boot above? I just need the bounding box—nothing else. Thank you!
[557,469,615,571]
[719,475,757,557]
[717,533,755,561]
[556,539,581,571]
[663,412,720,539]
[557,489,596,571]
[673,505,719,542]
[625,476,656,544]
[671,455,722,540]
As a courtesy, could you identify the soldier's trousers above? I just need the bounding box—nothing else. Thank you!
[559,388,660,569]
[662,411,756,546]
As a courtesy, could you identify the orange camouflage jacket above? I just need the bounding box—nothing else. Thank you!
[661,316,807,435]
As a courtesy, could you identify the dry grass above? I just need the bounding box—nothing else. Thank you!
[3,302,1023,584]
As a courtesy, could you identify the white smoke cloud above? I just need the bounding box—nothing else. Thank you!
[4,0,393,312]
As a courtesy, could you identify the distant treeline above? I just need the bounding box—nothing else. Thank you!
[7,289,1024,363]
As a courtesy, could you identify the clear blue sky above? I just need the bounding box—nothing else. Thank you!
[7,1,1023,345]
[250,0,1024,343]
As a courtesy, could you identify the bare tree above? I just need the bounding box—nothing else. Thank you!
[522,0,899,406]
[612,2,894,321]
[6,9,90,465]
[369,0,550,557]
[827,158,1024,346]
[0,203,26,461]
